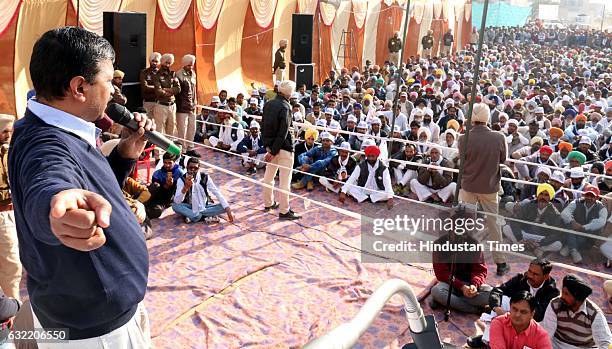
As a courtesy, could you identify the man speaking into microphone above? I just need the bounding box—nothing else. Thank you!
[8,27,152,347]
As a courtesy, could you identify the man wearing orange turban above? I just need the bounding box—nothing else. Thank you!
[548,127,564,151]
[550,141,573,167]
[339,145,394,209]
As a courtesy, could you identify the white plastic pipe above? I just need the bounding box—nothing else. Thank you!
[303,279,427,349]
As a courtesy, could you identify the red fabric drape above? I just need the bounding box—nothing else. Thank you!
[461,18,472,51]
[375,3,402,66]
[195,15,218,104]
[65,0,78,27]
[314,11,333,84]
[153,2,196,73]
[344,4,364,71]
[241,2,274,87]
[403,16,420,60]
[431,19,448,57]
[0,8,18,115]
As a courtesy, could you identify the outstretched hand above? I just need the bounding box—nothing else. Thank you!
[49,189,112,251]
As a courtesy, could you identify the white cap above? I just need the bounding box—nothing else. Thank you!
[250,121,260,129]
[291,92,300,99]
[370,117,381,125]
[338,142,351,150]
[534,107,544,114]
[361,138,376,149]
[320,131,335,142]
[347,114,357,123]
[535,166,552,178]
[579,137,592,145]
[316,119,327,127]
[357,121,368,129]
[562,95,571,102]
[212,96,221,103]
[570,169,585,179]
[550,170,565,184]
[249,98,258,104]
[393,125,400,132]
[330,120,341,129]
[324,108,334,115]
[293,111,303,121]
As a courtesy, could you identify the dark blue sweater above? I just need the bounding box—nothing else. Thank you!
[8,110,149,339]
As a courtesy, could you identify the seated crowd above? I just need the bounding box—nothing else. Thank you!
[84,22,612,349]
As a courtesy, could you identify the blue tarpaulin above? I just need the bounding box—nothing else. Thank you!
[472,1,532,28]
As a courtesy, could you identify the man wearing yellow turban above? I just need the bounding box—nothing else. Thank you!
[502,182,563,258]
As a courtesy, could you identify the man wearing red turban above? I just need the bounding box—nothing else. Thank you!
[339,145,394,209]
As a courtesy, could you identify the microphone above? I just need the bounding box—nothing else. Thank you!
[106,103,181,156]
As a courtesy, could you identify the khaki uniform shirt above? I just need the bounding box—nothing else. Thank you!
[153,68,181,104]
[140,67,159,102]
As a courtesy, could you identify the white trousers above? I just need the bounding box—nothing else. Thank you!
[600,240,612,260]
[409,179,456,202]
[345,186,390,203]
[209,136,236,151]
[241,152,266,168]
[393,168,417,186]
[319,177,341,193]
[33,302,150,349]
[501,225,545,243]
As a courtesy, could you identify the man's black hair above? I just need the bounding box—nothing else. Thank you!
[530,258,553,275]
[30,27,115,101]
[510,291,537,311]
[227,97,236,103]
[163,151,177,161]
[187,157,200,165]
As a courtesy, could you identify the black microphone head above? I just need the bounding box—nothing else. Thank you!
[106,103,131,125]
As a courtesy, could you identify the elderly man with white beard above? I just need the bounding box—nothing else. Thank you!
[410,146,456,203]
[206,109,245,152]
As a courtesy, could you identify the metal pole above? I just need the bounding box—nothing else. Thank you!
[601,3,606,32]
[452,0,490,206]
[388,0,411,156]
[76,0,80,28]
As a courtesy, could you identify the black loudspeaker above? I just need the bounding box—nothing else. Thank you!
[291,14,313,64]
[289,63,315,90]
[103,12,146,112]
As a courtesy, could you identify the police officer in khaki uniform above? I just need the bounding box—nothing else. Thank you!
[421,30,434,58]
[388,31,402,67]
[0,114,21,300]
[153,53,180,137]
[176,54,197,152]
[140,52,161,120]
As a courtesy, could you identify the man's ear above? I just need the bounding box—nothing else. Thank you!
[69,76,87,102]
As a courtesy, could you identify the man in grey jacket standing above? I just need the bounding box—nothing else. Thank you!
[458,103,510,276]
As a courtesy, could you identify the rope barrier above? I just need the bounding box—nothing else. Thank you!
[161,134,612,280]
[196,104,612,182]
[193,115,599,195]
[164,132,612,243]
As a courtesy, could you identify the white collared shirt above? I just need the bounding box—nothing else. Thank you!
[27,99,100,148]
